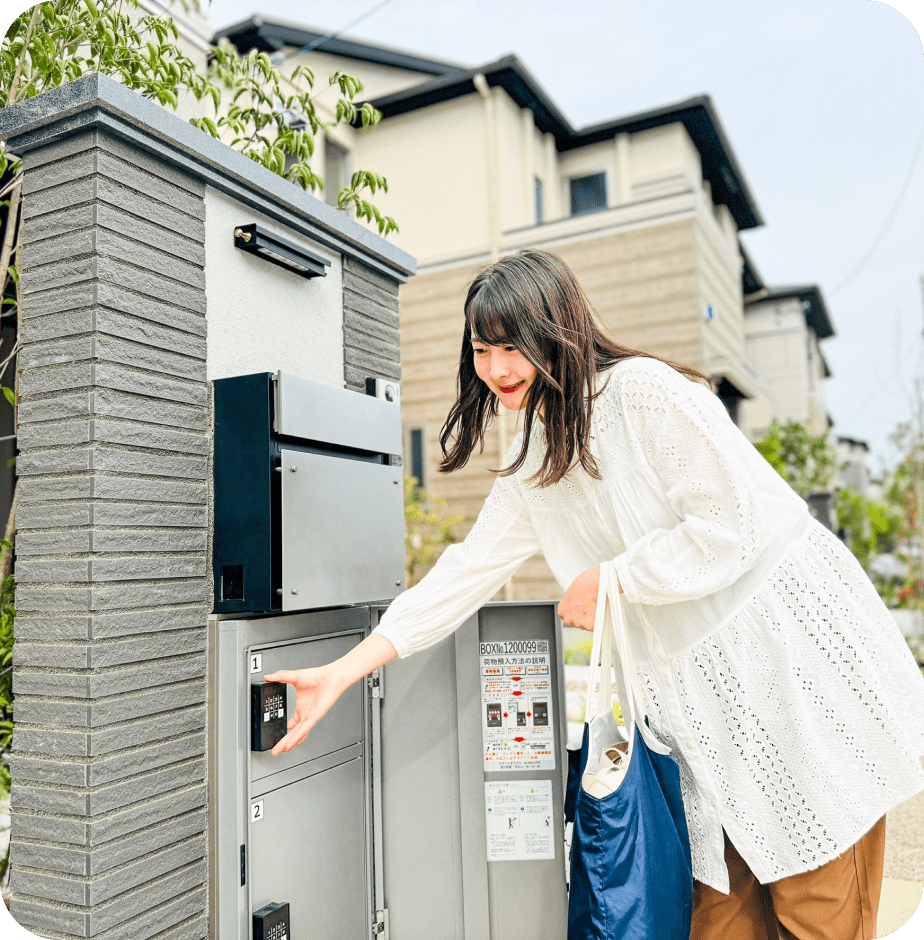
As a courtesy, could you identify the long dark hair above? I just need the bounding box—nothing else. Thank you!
[439,249,709,487]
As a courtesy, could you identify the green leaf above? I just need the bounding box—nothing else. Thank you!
[1,387,14,407]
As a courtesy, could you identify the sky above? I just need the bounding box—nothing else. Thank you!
[1,0,922,476]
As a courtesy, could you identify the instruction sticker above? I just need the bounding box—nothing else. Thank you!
[484,780,555,861]
[480,639,555,771]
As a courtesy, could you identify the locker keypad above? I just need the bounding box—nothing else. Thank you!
[251,681,288,751]
[253,901,289,940]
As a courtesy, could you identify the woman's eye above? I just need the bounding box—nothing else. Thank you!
[504,346,518,353]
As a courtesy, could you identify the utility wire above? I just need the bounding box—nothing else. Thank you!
[270,0,395,66]
[830,115,924,297]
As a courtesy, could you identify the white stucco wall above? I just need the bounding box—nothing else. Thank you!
[204,187,344,387]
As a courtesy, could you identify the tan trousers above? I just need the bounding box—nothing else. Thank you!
[690,818,886,940]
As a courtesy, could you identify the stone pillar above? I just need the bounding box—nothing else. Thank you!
[9,127,210,939]
[0,72,414,940]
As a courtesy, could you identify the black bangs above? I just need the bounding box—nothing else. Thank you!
[465,281,527,347]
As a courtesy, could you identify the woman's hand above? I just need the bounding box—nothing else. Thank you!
[558,564,623,630]
[264,633,398,756]
[264,664,346,756]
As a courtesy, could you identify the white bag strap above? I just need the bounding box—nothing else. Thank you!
[586,562,672,756]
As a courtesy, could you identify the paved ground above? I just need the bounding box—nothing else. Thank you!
[880,760,924,936]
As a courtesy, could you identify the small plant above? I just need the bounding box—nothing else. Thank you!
[404,477,463,587]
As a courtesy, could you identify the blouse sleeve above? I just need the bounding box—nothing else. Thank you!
[610,358,770,605]
[372,458,540,658]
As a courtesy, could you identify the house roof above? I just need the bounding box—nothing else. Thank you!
[365,55,765,230]
[213,16,464,76]
[837,436,869,450]
[214,23,764,231]
[745,285,835,340]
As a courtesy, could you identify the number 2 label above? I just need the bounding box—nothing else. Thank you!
[251,800,264,823]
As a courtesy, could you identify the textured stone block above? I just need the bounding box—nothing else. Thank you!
[89,784,207,844]
[21,253,95,294]
[20,335,93,370]
[97,281,206,336]
[92,361,208,406]
[10,807,206,876]
[17,578,208,614]
[343,286,400,325]
[13,651,206,696]
[89,579,209,611]
[11,860,205,936]
[97,255,205,315]
[18,387,207,429]
[344,307,401,345]
[21,148,96,195]
[18,418,91,449]
[88,528,207,553]
[26,226,96,267]
[17,586,92,615]
[15,678,204,728]
[94,333,206,382]
[92,311,207,361]
[95,181,204,243]
[343,277,400,313]
[89,418,209,455]
[19,476,207,505]
[96,133,204,197]
[21,200,95,243]
[90,606,208,639]
[11,834,204,906]
[12,758,206,816]
[94,228,204,290]
[17,502,91,529]
[97,887,207,940]
[344,324,402,362]
[18,361,93,397]
[343,254,401,295]
[95,203,205,266]
[16,558,90,583]
[21,130,97,171]
[17,526,92,555]
[20,280,96,319]
[21,174,96,219]
[89,501,207,528]
[345,343,401,379]
[94,151,203,218]
[14,614,92,641]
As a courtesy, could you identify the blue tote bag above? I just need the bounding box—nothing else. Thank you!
[568,563,693,940]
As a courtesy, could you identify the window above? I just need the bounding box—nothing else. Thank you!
[409,428,425,488]
[324,139,350,208]
[535,176,544,225]
[569,172,607,215]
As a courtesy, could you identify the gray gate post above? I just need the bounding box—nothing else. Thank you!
[0,73,413,940]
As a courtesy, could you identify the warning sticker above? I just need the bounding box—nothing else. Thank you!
[484,780,555,861]
[480,639,555,771]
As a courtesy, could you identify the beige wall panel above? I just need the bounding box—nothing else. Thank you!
[496,89,529,230]
[353,96,491,261]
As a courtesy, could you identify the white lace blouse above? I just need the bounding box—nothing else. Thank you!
[373,356,924,892]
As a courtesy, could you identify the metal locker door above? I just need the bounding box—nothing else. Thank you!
[249,757,368,940]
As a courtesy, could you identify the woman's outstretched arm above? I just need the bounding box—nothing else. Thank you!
[265,633,398,756]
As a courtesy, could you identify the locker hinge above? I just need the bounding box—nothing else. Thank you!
[369,670,384,700]
[371,908,389,939]
[240,844,246,886]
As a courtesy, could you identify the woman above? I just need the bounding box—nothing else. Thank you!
[266,249,924,940]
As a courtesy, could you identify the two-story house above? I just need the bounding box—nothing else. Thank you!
[215,17,838,599]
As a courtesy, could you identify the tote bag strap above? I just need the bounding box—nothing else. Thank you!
[591,562,672,756]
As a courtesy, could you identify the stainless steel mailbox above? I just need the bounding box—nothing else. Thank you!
[212,371,405,614]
